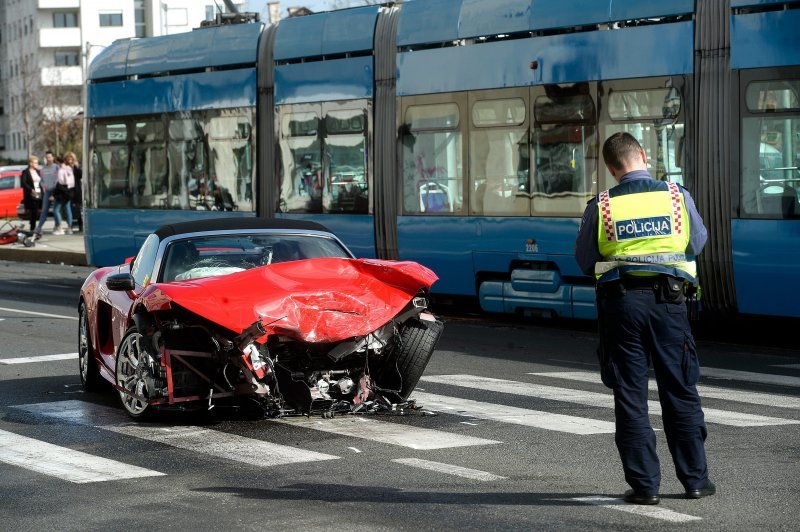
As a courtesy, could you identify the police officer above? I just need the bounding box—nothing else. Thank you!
[575,132,715,505]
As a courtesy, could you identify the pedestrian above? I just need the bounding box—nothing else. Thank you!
[52,155,75,235]
[64,152,83,232]
[575,132,715,505]
[34,151,59,239]
[21,155,43,232]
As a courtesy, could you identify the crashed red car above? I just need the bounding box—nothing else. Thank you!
[79,218,443,419]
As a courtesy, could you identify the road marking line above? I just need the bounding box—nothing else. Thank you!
[13,401,339,467]
[572,496,702,523]
[0,306,78,320]
[0,428,164,483]
[700,367,800,388]
[771,364,800,370]
[272,416,501,449]
[426,374,800,427]
[393,458,506,481]
[530,371,800,410]
[0,353,77,365]
[106,425,340,467]
[410,391,616,434]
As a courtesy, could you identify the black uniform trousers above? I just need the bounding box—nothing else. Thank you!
[598,281,709,495]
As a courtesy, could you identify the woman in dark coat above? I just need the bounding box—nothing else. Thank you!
[21,155,42,232]
[65,152,83,232]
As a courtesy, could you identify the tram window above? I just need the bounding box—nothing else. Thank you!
[402,103,464,215]
[600,124,685,189]
[323,109,368,214]
[129,120,167,209]
[608,88,681,120]
[601,87,685,189]
[208,112,255,212]
[746,80,800,113]
[470,98,528,215]
[531,93,596,215]
[91,121,129,208]
[741,116,800,218]
[473,99,525,127]
[279,111,322,213]
[167,118,205,210]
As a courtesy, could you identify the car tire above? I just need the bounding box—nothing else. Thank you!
[78,302,104,392]
[380,318,443,402]
[115,327,154,420]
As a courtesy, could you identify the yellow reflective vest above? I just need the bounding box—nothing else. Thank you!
[595,181,697,282]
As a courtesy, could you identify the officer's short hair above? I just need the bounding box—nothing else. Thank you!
[602,132,643,170]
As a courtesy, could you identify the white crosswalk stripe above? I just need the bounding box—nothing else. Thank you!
[424,374,800,427]
[699,367,800,387]
[13,401,339,467]
[272,416,501,449]
[0,428,164,483]
[572,496,702,523]
[0,353,77,365]
[392,458,506,481]
[528,370,800,410]
[772,364,800,370]
[410,391,617,434]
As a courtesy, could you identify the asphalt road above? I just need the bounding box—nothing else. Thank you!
[1,261,799,531]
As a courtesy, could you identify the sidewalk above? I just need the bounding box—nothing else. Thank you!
[0,218,87,266]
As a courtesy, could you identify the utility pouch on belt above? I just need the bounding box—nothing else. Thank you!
[658,276,686,304]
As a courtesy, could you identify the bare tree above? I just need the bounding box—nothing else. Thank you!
[11,41,43,158]
[38,68,82,157]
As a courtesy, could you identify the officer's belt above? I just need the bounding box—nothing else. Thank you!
[595,253,688,275]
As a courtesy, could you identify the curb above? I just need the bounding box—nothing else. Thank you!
[0,247,87,266]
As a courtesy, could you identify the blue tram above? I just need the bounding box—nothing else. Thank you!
[83,0,800,319]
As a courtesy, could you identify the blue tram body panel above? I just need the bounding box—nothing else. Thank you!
[273,5,379,60]
[396,22,694,95]
[84,210,255,267]
[731,9,800,69]
[397,0,694,45]
[396,217,596,319]
[87,69,257,118]
[274,57,373,104]
[731,220,800,318]
[88,23,261,81]
[276,214,376,259]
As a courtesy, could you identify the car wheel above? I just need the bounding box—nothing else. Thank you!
[115,327,153,420]
[78,302,104,392]
[380,319,444,402]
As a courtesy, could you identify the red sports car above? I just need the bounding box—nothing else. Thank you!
[78,218,443,419]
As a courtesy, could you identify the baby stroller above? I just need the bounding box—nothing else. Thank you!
[0,221,35,247]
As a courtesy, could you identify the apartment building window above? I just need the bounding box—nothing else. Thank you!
[135,0,146,37]
[0,134,5,150]
[55,51,80,66]
[54,12,78,28]
[206,5,220,20]
[99,12,124,27]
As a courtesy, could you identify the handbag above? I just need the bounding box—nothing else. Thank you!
[55,182,74,201]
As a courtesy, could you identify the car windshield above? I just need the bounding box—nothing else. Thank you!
[160,233,351,282]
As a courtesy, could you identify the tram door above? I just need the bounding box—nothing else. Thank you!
[734,72,800,317]
[277,100,371,215]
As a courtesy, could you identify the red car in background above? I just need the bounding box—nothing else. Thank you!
[0,165,25,218]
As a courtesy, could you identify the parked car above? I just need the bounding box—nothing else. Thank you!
[0,165,25,218]
[78,217,443,419]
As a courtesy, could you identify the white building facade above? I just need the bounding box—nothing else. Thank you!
[0,0,245,161]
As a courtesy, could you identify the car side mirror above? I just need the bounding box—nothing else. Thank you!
[106,273,135,292]
[124,256,135,265]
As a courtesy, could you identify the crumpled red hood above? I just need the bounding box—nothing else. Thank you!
[140,258,437,343]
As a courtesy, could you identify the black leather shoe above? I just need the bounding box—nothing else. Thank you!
[685,479,716,499]
[623,489,660,505]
